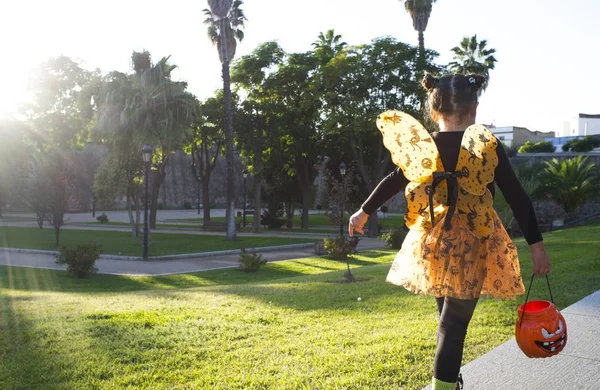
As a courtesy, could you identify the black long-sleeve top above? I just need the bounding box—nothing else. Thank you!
[362,131,543,245]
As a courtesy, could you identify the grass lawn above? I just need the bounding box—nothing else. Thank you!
[0,227,316,256]
[0,225,598,389]
[81,221,339,235]
[0,216,36,222]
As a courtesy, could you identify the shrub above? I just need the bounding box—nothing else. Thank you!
[238,248,267,272]
[539,156,599,213]
[562,136,600,152]
[518,141,555,153]
[379,227,408,249]
[55,242,102,278]
[182,201,192,209]
[260,210,286,230]
[96,213,109,223]
[380,205,388,217]
[323,236,353,260]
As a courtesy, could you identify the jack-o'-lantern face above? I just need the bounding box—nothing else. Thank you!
[515,300,568,358]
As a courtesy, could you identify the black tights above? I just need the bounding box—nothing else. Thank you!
[434,296,479,383]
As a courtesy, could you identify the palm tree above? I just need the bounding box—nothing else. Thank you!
[403,0,437,73]
[448,35,497,91]
[204,0,246,240]
[312,29,347,64]
[540,156,599,213]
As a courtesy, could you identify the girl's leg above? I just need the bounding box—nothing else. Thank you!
[433,296,479,383]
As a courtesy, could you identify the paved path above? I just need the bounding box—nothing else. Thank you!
[424,290,600,389]
[0,237,387,276]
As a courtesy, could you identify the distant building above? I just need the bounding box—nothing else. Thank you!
[490,126,555,149]
[560,113,600,137]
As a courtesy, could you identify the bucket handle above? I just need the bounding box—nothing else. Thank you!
[518,274,555,328]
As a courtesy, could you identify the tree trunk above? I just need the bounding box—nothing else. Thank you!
[54,225,60,246]
[368,213,379,238]
[220,16,236,241]
[126,195,138,237]
[149,158,169,230]
[301,190,310,230]
[135,196,141,237]
[252,130,262,233]
[202,180,211,225]
[92,194,96,217]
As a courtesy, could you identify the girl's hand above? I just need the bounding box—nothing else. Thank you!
[530,241,551,275]
[349,209,369,237]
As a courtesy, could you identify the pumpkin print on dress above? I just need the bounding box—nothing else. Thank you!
[378,110,525,300]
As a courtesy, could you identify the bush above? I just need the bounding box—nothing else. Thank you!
[379,227,408,249]
[260,210,286,230]
[182,201,192,209]
[562,136,600,152]
[238,248,267,272]
[518,141,556,153]
[96,213,109,223]
[323,236,354,260]
[55,242,102,278]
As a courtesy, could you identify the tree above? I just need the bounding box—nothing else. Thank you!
[120,52,196,229]
[204,0,247,240]
[320,38,424,236]
[562,136,600,152]
[518,141,555,153]
[185,96,223,225]
[231,41,285,233]
[312,29,347,64]
[95,70,144,236]
[448,34,497,90]
[403,0,437,76]
[539,156,599,213]
[0,121,29,216]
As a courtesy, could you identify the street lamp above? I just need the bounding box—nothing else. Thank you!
[339,162,346,236]
[242,170,248,228]
[142,144,153,260]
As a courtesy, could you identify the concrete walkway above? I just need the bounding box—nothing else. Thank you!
[0,237,387,276]
[424,290,600,389]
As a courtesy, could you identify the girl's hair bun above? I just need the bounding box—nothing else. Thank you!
[465,74,486,90]
[422,73,438,92]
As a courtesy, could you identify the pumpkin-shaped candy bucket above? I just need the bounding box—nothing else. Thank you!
[515,275,567,358]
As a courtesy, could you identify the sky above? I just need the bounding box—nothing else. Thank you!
[2,0,599,134]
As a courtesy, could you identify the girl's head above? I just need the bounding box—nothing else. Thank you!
[422,73,486,127]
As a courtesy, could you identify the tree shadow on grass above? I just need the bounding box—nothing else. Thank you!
[0,293,84,389]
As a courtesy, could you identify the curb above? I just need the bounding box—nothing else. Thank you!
[0,242,317,261]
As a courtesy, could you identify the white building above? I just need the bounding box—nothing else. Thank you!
[560,114,600,137]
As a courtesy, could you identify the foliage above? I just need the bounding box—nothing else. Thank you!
[323,236,354,260]
[561,136,600,152]
[96,213,109,223]
[518,141,556,153]
[502,142,518,157]
[55,242,102,278]
[260,209,286,230]
[494,161,545,233]
[238,248,267,272]
[379,227,408,249]
[448,34,497,91]
[538,156,599,213]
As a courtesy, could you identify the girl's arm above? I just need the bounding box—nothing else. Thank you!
[349,168,408,236]
[494,142,551,275]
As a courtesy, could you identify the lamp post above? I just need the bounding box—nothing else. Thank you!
[339,162,346,236]
[142,145,153,260]
[242,170,248,228]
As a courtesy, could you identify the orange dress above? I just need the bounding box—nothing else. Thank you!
[376,111,525,300]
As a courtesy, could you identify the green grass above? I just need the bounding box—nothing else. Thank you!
[166,213,406,228]
[0,227,315,256]
[81,221,338,235]
[0,225,598,389]
[0,216,36,222]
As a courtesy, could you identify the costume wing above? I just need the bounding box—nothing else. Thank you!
[377,111,444,183]
[455,125,498,238]
[456,124,499,195]
[377,110,445,230]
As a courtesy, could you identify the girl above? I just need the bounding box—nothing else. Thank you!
[348,73,551,390]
